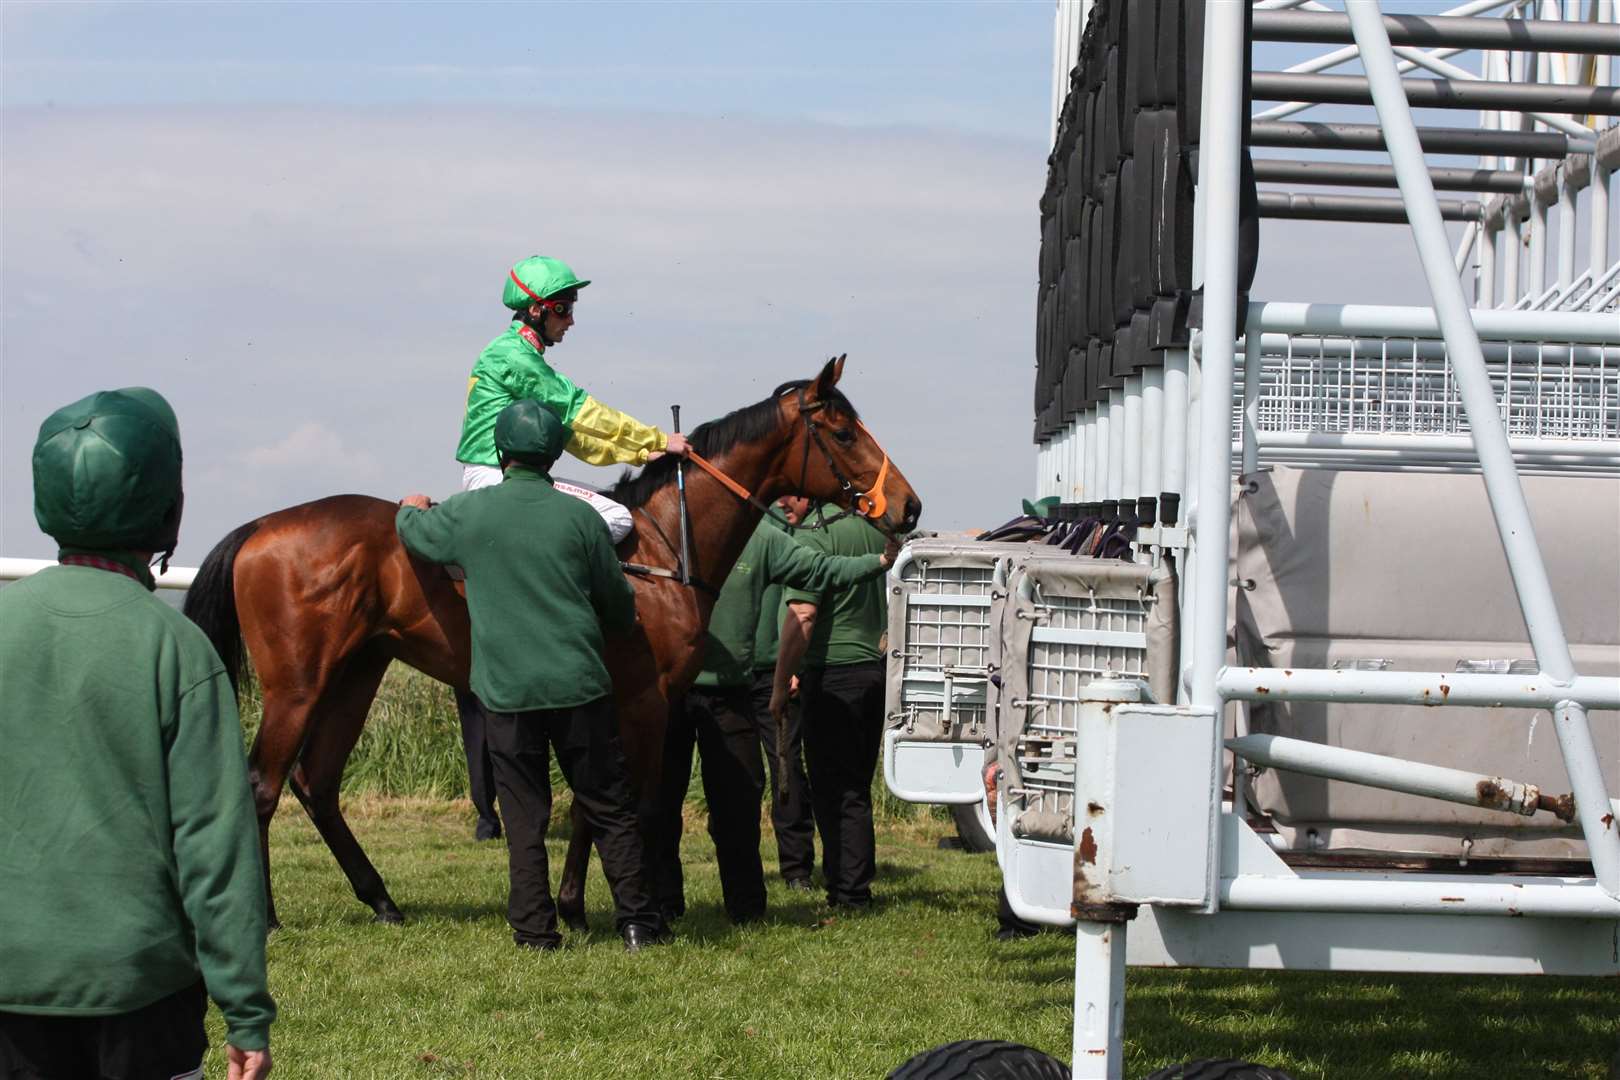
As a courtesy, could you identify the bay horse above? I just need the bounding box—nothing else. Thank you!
[183,357,921,928]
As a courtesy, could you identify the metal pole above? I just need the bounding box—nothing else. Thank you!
[1553,701,1620,895]
[1529,186,1549,299]
[1252,9,1620,50]
[1557,166,1577,289]
[1591,162,1612,282]
[1095,403,1111,504]
[1249,121,1577,158]
[1219,666,1620,710]
[1347,0,1581,682]
[1503,206,1522,304]
[1071,922,1127,1078]
[1162,351,1189,509]
[1107,388,1125,501]
[1227,733,1574,820]
[1250,72,1620,115]
[1241,317,1262,476]
[1084,410,1100,501]
[1122,376,1143,502]
[1190,0,1248,711]
[1141,367,1165,516]
[671,405,691,585]
[1479,217,1498,306]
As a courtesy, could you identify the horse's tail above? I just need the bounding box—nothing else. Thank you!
[183,520,262,698]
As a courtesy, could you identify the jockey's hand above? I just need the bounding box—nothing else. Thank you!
[879,534,903,569]
[664,433,691,458]
[399,494,432,510]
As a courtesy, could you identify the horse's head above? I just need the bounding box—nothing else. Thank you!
[777,355,922,536]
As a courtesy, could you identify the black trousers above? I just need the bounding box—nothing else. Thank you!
[800,660,886,906]
[750,670,815,882]
[454,688,501,832]
[485,697,658,944]
[0,980,207,1079]
[650,685,768,922]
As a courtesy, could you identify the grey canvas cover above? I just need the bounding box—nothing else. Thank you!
[1234,466,1619,860]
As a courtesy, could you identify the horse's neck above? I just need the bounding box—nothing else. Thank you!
[638,442,782,590]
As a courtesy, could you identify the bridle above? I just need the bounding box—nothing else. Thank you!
[624,385,896,589]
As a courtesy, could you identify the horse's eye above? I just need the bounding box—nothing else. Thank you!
[833,428,856,446]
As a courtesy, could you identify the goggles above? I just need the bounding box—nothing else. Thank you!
[536,299,573,318]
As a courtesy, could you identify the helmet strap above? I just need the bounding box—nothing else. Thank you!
[518,310,557,348]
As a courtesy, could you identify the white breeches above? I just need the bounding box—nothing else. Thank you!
[459,464,634,543]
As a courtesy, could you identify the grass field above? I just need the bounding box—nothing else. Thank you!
[217,667,1618,1079]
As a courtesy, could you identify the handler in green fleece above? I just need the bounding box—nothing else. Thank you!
[396,399,664,952]
[0,388,274,1080]
[647,511,896,923]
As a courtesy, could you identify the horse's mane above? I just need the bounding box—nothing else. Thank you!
[608,378,858,509]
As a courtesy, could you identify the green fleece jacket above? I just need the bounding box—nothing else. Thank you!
[696,518,885,689]
[0,563,274,1051]
[396,466,637,711]
[783,511,890,667]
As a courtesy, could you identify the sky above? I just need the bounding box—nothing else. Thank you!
[4,1,1614,564]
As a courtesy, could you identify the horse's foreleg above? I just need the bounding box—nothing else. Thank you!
[556,799,593,932]
[288,650,404,924]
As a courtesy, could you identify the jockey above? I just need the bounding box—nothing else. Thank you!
[454,255,690,542]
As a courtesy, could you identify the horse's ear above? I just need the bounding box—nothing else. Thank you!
[811,354,846,399]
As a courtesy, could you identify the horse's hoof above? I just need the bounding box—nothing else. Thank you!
[374,908,406,925]
[561,913,588,933]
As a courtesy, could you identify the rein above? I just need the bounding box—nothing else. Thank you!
[621,387,895,592]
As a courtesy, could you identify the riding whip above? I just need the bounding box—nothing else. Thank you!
[672,405,691,586]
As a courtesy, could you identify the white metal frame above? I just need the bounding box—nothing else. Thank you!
[1015,3,1620,1076]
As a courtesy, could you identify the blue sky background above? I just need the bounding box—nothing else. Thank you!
[5,2,1611,562]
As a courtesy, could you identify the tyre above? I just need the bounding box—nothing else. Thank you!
[951,798,995,854]
[1141,1060,1296,1080]
[887,1039,1069,1080]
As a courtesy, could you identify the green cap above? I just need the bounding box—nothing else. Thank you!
[1021,495,1060,520]
[502,256,590,310]
[33,387,184,552]
[494,400,569,471]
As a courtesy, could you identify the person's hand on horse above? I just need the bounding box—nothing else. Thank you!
[227,1044,271,1080]
[647,433,692,463]
[399,494,432,510]
[879,534,903,569]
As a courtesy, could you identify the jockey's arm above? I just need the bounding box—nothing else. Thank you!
[565,395,671,466]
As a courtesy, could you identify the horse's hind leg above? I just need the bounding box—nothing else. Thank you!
[556,799,593,932]
[287,648,405,924]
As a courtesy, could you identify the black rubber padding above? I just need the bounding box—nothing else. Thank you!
[888,1040,1071,1080]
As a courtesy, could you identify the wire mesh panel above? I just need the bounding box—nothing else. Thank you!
[886,542,1033,743]
[1241,334,1620,443]
[1001,562,1156,843]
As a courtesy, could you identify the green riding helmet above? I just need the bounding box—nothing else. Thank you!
[502,256,590,310]
[494,399,569,472]
[32,387,184,553]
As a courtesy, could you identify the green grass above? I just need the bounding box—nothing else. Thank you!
[209,799,1617,1080]
[222,666,1618,1078]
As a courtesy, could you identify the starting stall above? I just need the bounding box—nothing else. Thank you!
[885,1,1620,1077]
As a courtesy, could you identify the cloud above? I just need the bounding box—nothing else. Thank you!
[238,421,382,480]
[1,104,1047,561]
[1,102,1466,565]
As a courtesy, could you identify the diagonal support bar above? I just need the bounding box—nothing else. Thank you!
[1345,0,1619,896]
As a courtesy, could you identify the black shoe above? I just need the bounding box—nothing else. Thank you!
[783,877,813,892]
[515,936,560,952]
[622,923,666,953]
[474,817,502,841]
